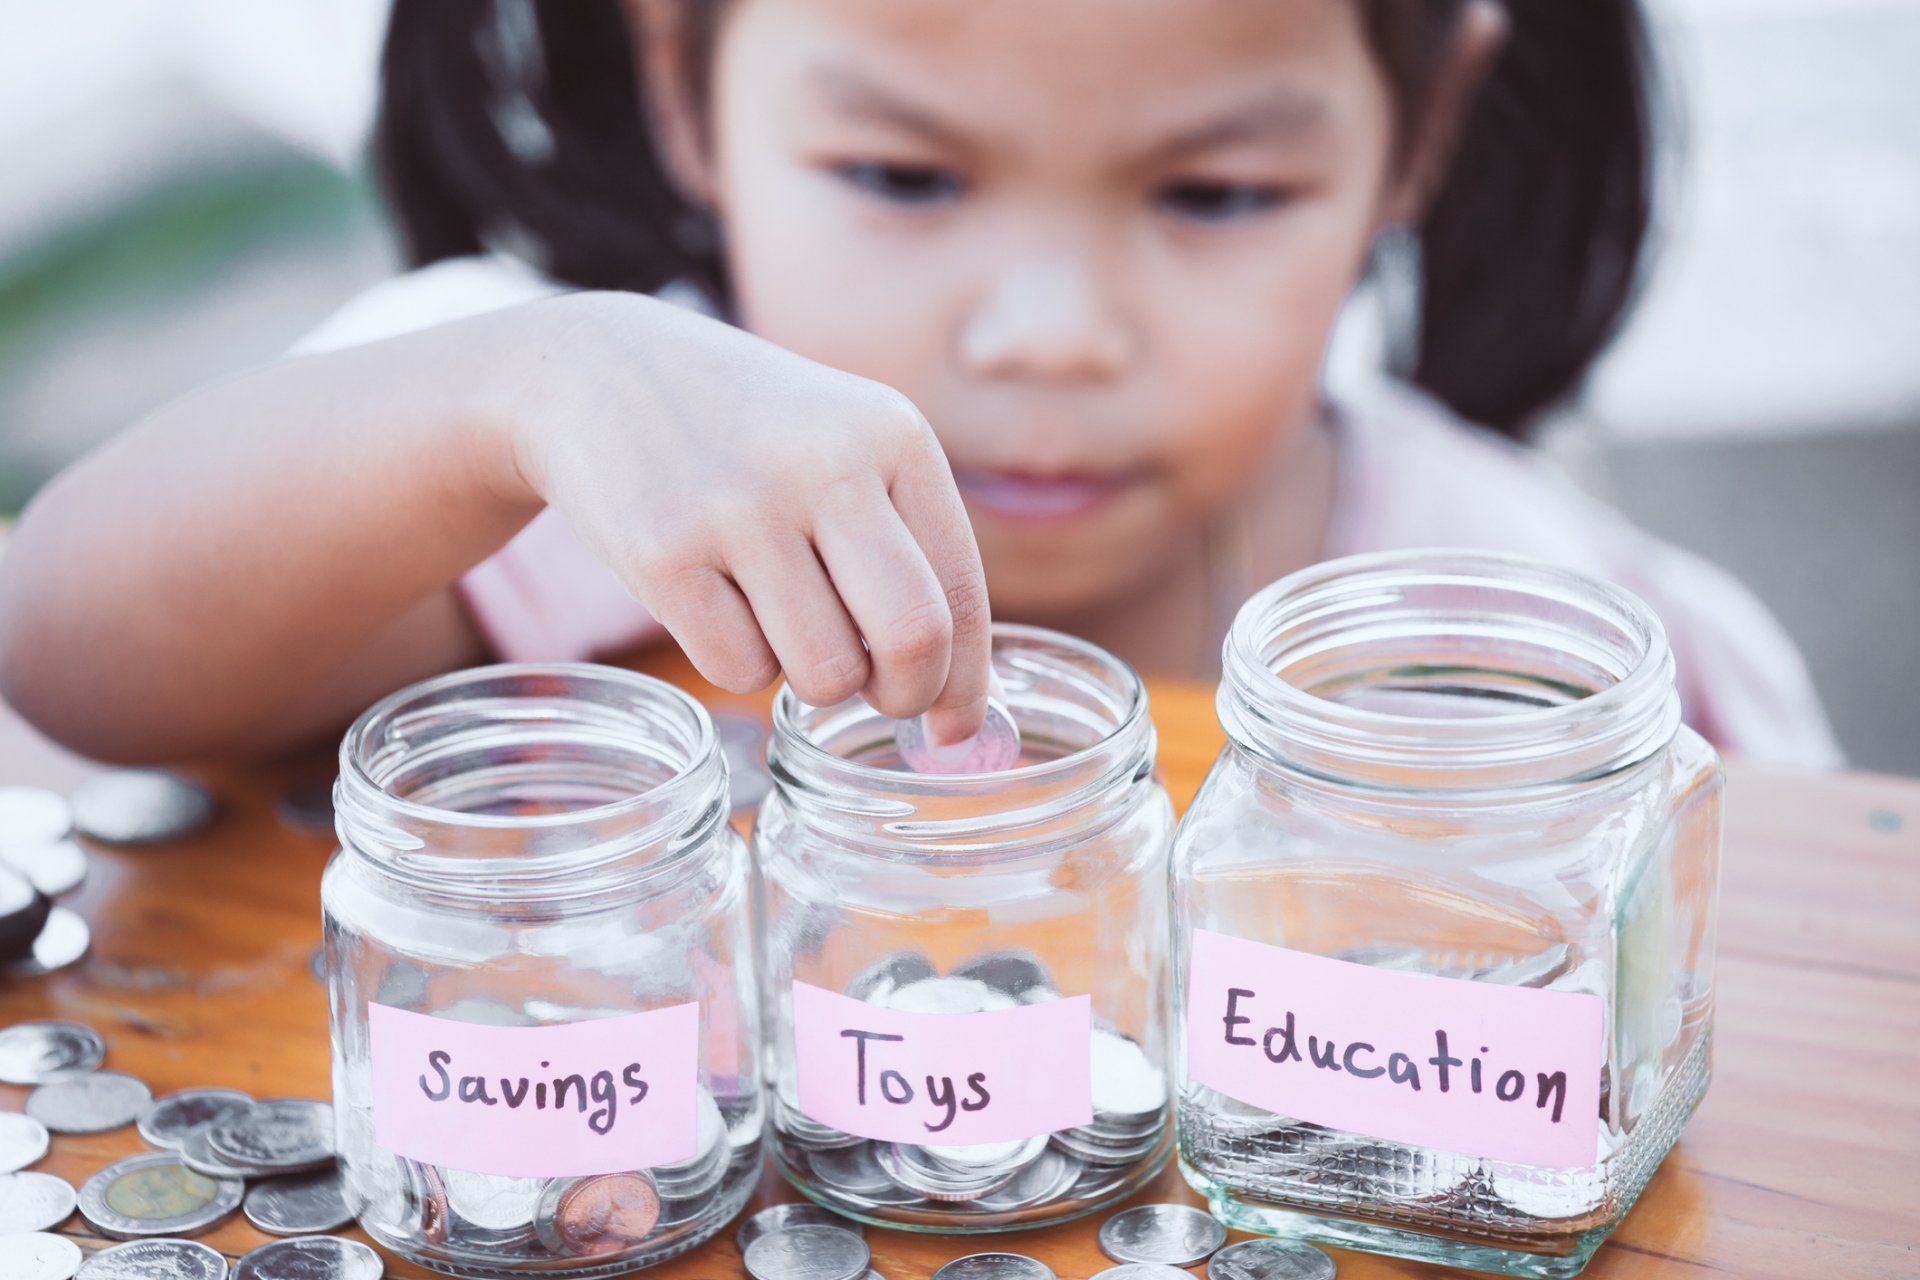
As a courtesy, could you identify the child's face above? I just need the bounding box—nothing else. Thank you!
[699,0,1401,616]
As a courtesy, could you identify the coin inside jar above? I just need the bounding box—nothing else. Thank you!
[533,1171,662,1256]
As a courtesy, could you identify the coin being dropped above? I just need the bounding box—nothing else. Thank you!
[232,1235,383,1280]
[1207,1238,1338,1280]
[0,1230,82,1280]
[70,770,215,844]
[712,712,773,811]
[244,1169,352,1235]
[734,1201,860,1253]
[1098,1203,1228,1266]
[2,839,87,898]
[10,909,92,976]
[931,1253,1056,1280]
[0,789,72,854]
[0,1171,77,1231]
[535,1170,661,1256]
[743,1223,871,1280]
[80,1152,242,1240]
[139,1088,254,1151]
[26,1070,152,1134]
[0,1113,50,1173]
[76,1237,228,1280]
[894,697,1020,775]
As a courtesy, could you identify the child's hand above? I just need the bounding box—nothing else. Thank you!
[498,291,992,743]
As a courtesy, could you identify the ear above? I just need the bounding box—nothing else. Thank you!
[1382,0,1509,226]
[625,0,719,208]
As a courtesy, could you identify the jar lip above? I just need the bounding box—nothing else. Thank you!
[339,661,719,832]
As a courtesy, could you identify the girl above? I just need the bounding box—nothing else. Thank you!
[0,0,1840,768]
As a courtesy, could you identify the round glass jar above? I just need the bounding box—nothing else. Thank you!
[1172,550,1723,1279]
[322,664,762,1277]
[755,624,1174,1232]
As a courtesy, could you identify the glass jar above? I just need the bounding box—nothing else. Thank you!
[323,663,762,1277]
[1172,550,1722,1278]
[755,624,1174,1232]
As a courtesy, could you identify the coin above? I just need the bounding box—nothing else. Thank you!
[232,1235,383,1280]
[931,1253,1055,1280]
[744,1223,871,1280]
[206,1099,334,1172]
[76,1237,228,1280]
[951,950,1053,999]
[0,1230,82,1280]
[140,1088,254,1151]
[0,789,72,854]
[9,908,91,976]
[1093,1268,1194,1280]
[181,1127,256,1180]
[274,777,336,838]
[734,1201,859,1253]
[534,1170,661,1256]
[79,1151,242,1239]
[441,1167,544,1232]
[713,712,773,811]
[0,1113,50,1173]
[807,1144,896,1198]
[0,1171,76,1231]
[70,770,215,844]
[1098,1204,1228,1266]
[0,866,51,960]
[2,839,87,898]
[244,1169,352,1235]
[1207,1239,1338,1280]
[894,698,1020,775]
[26,1070,152,1134]
[0,1021,104,1084]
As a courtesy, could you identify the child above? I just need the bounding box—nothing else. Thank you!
[0,0,1840,769]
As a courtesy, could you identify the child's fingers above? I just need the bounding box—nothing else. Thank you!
[813,481,954,721]
[634,562,779,695]
[886,449,993,748]
[728,534,872,709]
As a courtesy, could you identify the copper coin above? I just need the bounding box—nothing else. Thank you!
[536,1171,661,1257]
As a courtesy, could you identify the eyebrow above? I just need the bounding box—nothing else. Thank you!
[806,63,973,153]
[1155,88,1330,156]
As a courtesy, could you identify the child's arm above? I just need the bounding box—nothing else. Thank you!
[0,291,990,762]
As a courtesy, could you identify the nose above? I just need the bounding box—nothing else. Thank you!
[959,254,1134,383]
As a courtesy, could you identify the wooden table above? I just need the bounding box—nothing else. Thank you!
[2,647,1916,1279]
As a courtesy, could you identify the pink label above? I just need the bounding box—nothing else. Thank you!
[791,981,1093,1145]
[369,1002,700,1177]
[1186,929,1603,1168]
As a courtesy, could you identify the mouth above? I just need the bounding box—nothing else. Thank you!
[951,467,1139,523]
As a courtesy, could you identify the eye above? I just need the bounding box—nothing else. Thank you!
[834,161,964,206]
[1156,179,1288,223]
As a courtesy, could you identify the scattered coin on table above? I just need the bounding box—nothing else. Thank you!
[181,1126,258,1180]
[0,1170,77,1231]
[0,788,73,854]
[734,1201,860,1253]
[1207,1238,1339,1280]
[70,769,216,844]
[743,1222,872,1280]
[244,1167,353,1235]
[931,1252,1056,1280]
[206,1098,335,1173]
[25,1070,152,1134]
[2,838,87,898]
[9,908,91,975]
[0,865,51,960]
[0,1021,105,1084]
[232,1234,384,1280]
[79,1151,243,1239]
[1098,1203,1229,1266]
[1093,1266,1197,1279]
[76,1236,229,1280]
[0,1112,50,1173]
[0,1229,83,1280]
[139,1087,254,1151]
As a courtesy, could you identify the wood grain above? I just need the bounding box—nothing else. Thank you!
[1,646,1915,1279]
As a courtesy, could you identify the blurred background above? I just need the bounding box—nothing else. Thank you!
[0,0,1914,774]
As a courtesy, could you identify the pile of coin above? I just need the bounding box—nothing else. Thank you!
[775,949,1168,1224]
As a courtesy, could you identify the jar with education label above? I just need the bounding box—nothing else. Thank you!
[322,664,762,1277]
[1172,550,1723,1278]
[755,624,1175,1232]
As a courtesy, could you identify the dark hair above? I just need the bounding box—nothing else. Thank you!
[375,0,1657,436]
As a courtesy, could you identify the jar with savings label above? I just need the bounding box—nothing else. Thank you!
[322,664,761,1277]
[755,624,1175,1232]
[1172,551,1723,1278]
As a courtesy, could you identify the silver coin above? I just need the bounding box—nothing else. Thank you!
[1,840,87,898]
[274,777,336,838]
[79,1151,243,1239]
[26,1070,151,1134]
[1207,1239,1338,1280]
[441,1167,543,1231]
[0,1171,76,1231]
[733,1201,859,1253]
[894,698,1020,775]
[844,951,937,1003]
[951,951,1053,999]
[0,1230,83,1280]
[931,1253,1055,1280]
[232,1234,383,1280]
[1093,1267,1194,1279]
[0,1112,50,1173]
[0,1021,104,1084]
[77,1237,228,1280]
[713,713,772,811]
[140,1088,254,1151]
[743,1223,871,1280]
[244,1169,352,1235]
[206,1099,334,1172]
[70,771,215,844]
[0,789,73,854]
[9,909,91,976]
[181,1126,257,1179]
[1098,1203,1228,1266]
[807,1143,896,1198]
